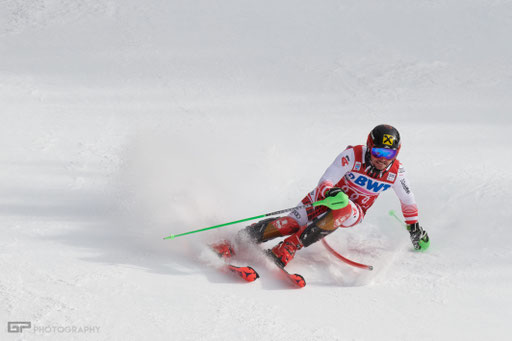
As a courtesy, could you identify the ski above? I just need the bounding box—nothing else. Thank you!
[225,264,259,282]
[209,241,304,287]
[265,250,306,288]
[210,242,260,283]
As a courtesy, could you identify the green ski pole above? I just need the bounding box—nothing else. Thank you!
[388,210,430,251]
[163,191,349,240]
[388,210,406,227]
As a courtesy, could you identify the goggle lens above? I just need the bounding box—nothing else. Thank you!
[371,148,397,160]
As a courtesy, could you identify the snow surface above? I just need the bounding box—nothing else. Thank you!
[1,1,511,340]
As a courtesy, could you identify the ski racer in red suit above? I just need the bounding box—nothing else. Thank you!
[213,124,430,267]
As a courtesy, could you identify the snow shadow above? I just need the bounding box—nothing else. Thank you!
[0,158,203,277]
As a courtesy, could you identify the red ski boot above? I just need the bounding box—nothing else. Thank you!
[269,233,303,267]
[210,240,235,259]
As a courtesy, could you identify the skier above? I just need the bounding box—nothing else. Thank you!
[213,124,430,267]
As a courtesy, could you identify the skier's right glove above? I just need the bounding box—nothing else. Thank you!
[407,222,430,251]
[324,187,344,198]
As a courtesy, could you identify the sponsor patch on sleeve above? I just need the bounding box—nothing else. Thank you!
[387,173,396,181]
[341,156,349,167]
[400,179,411,194]
[354,162,361,171]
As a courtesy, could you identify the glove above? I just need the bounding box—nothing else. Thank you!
[324,187,344,198]
[407,222,430,251]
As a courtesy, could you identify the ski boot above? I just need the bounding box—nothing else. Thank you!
[210,240,235,259]
[269,210,341,267]
[269,232,303,267]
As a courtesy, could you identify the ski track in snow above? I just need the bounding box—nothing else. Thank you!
[1,0,512,340]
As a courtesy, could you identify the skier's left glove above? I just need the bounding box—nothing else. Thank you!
[324,187,344,198]
[407,222,430,251]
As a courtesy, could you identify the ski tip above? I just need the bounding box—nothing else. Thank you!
[295,275,306,288]
[290,273,306,288]
[227,265,260,282]
[264,249,306,288]
[252,267,261,280]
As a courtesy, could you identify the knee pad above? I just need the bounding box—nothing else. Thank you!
[339,201,364,228]
[328,203,354,229]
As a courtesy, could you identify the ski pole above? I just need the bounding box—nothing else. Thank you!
[321,238,373,271]
[163,191,349,240]
[388,210,407,228]
[389,210,429,251]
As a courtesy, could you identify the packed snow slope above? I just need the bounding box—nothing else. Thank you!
[1,1,511,340]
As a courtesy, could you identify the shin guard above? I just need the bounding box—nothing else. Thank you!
[240,216,300,243]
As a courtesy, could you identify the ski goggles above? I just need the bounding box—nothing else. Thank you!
[371,147,397,160]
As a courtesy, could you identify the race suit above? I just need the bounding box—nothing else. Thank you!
[289,144,419,229]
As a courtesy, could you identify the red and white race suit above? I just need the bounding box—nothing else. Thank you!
[289,145,418,229]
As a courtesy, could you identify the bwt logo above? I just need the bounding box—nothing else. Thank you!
[7,322,31,333]
[347,173,391,192]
